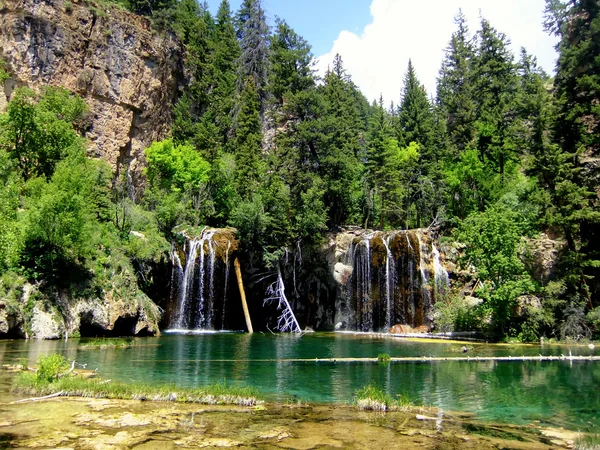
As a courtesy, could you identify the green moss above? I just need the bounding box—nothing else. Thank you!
[0,57,9,83]
[78,338,136,349]
[14,371,261,406]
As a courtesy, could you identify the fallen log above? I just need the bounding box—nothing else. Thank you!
[12,391,64,404]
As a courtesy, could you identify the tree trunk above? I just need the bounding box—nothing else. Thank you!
[234,257,253,333]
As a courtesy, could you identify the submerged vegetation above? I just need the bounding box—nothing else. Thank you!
[78,338,138,349]
[13,354,261,406]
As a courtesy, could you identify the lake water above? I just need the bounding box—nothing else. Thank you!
[1,332,598,431]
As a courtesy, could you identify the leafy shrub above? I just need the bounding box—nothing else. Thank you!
[36,354,69,383]
[434,294,482,333]
[377,353,391,363]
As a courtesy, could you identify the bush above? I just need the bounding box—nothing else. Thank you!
[36,354,69,383]
[433,294,482,333]
[377,353,391,363]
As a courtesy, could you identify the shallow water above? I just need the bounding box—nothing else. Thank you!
[1,332,598,430]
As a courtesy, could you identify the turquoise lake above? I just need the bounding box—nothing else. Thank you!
[1,332,598,431]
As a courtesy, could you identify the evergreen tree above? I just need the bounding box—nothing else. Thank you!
[233,78,264,200]
[211,0,241,149]
[319,55,368,227]
[269,18,315,105]
[237,0,270,112]
[437,10,476,154]
[550,0,600,303]
[471,18,519,178]
[366,97,400,229]
[398,60,443,227]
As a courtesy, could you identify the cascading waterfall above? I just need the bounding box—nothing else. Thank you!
[432,243,450,297]
[381,235,394,330]
[338,230,446,332]
[170,229,235,331]
[173,238,201,329]
[221,241,231,330]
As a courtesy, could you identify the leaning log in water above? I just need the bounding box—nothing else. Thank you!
[234,257,253,333]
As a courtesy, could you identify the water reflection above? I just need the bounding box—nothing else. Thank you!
[0,333,598,429]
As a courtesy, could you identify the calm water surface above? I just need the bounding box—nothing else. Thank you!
[1,332,598,430]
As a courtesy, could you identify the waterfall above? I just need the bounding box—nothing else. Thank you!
[221,241,231,330]
[358,235,373,331]
[432,243,450,297]
[417,233,431,320]
[337,229,449,332]
[170,229,235,331]
[195,229,215,329]
[382,234,395,330]
[174,238,201,329]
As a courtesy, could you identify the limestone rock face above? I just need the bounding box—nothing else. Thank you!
[0,283,160,339]
[30,305,62,339]
[0,0,183,188]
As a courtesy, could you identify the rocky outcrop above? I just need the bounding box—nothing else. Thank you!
[522,233,567,284]
[0,0,183,189]
[0,282,161,339]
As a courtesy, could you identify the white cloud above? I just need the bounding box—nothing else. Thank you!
[316,0,559,105]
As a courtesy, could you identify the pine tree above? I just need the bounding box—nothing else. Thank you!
[319,55,369,227]
[397,61,443,228]
[399,60,436,154]
[437,10,476,154]
[233,78,264,200]
[366,97,400,229]
[471,18,519,178]
[236,0,270,112]
[550,0,600,303]
[204,0,240,155]
[269,18,315,105]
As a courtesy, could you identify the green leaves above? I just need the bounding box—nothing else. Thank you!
[459,202,536,335]
[145,139,211,193]
[0,87,86,180]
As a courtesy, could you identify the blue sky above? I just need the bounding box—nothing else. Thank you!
[205,0,559,104]
[204,0,372,57]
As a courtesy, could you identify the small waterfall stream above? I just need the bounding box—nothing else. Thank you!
[169,229,236,331]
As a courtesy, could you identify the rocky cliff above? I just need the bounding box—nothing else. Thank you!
[0,0,183,189]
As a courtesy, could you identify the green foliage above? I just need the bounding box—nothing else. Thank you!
[145,139,211,192]
[458,202,535,336]
[377,353,390,363]
[36,354,69,383]
[0,87,87,180]
[433,294,482,333]
[0,57,10,83]
[354,384,412,412]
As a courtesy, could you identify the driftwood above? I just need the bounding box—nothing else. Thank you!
[234,257,253,333]
[137,355,600,364]
[12,391,64,404]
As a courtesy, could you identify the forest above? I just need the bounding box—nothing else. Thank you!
[0,0,598,341]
